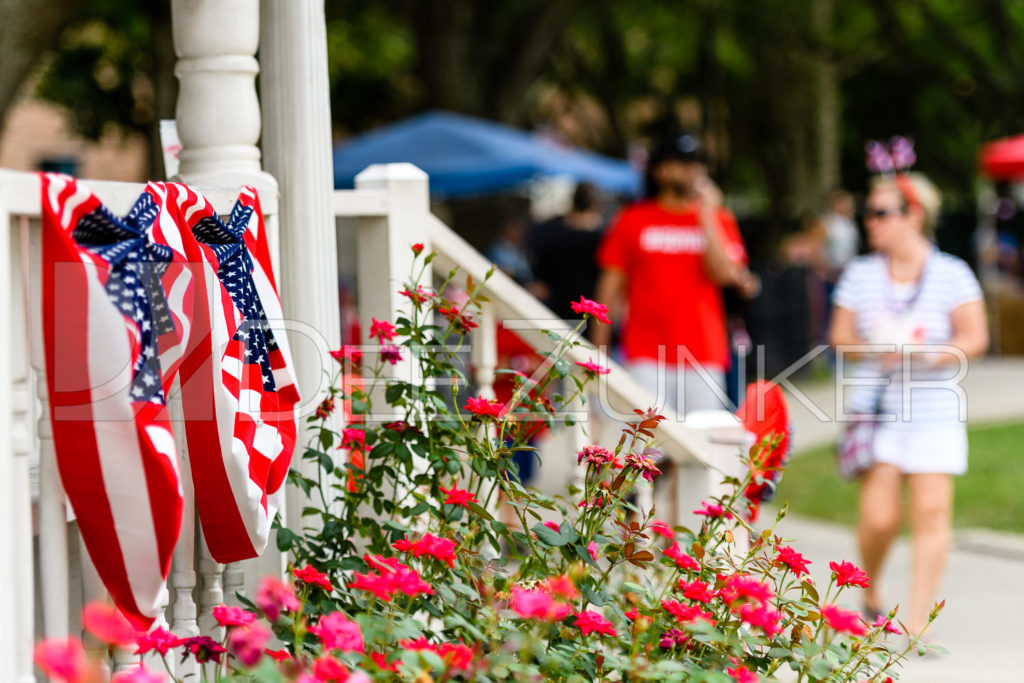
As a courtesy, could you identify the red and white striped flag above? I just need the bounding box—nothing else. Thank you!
[40,173,183,629]
[152,183,300,563]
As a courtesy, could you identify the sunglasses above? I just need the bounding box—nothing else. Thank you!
[863,207,905,220]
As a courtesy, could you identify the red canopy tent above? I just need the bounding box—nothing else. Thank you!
[980,134,1024,179]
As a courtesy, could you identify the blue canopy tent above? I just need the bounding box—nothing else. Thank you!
[332,111,640,198]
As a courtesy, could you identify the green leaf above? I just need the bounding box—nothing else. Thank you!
[581,584,609,606]
[557,521,579,544]
[385,383,406,403]
[531,523,569,546]
[318,428,334,450]
[467,502,494,520]
[275,527,296,552]
[407,501,430,516]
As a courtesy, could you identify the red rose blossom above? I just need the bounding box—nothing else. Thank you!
[821,604,868,635]
[776,545,811,577]
[573,610,618,637]
[464,395,503,418]
[294,564,333,592]
[439,484,479,507]
[575,359,611,376]
[369,317,397,342]
[829,560,871,588]
[569,296,612,324]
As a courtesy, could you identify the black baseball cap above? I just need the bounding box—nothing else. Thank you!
[648,133,706,166]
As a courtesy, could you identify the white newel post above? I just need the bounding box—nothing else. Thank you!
[259,0,340,538]
[678,410,753,549]
[353,165,431,503]
[354,164,431,351]
[171,0,281,618]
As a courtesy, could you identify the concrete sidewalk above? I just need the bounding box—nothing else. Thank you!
[771,513,1023,682]
[776,357,1024,681]
[785,356,1024,454]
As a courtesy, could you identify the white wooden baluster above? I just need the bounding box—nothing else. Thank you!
[470,302,498,523]
[197,535,225,640]
[167,384,199,681]
[223,563,245,607]
[27,224,71,641]
[2,199,34,682]
[10,217,34,682]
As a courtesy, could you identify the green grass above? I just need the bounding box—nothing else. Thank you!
[775,421,1024,533]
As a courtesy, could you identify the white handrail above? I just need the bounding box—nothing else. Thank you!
[424,213,715,468]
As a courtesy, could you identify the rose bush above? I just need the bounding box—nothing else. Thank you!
[36,245,939,682]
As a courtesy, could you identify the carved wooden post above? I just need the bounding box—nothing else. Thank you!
[171,0,276,191]
[259,0,339,549]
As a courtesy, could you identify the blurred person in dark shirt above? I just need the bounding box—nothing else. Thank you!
[530,182,606,326]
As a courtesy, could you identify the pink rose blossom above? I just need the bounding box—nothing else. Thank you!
[575,359,610,376]
[440,485,479,507]
[312,654,349,681]
[510,588,572,621]
[111,664,167,683]
[694,501,734,519]
[82,602,139,646]
[727,663,759,683]
[256,576,300,621]
[294,564,333,592]
[649,520,673,538]
[662,543,700,572]
[212,604,256,628]
[587,540,599,562]
[226,623,271,667]
[776,545,811,577]
[310,612,365,653]
[873,614,901,635]
[34,637,87,682]
[134,626,182,656]
[380,344,403,365]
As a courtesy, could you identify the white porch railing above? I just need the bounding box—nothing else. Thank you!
[336,164,750,528]
[1,162,748,681]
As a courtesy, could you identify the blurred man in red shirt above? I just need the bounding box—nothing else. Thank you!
[593,133,759,415]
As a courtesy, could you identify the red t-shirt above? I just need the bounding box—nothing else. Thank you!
[596,200,747,367]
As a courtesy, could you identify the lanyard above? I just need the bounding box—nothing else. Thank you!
[883,246,934,319]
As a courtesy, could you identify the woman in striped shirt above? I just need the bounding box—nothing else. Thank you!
[829,172,988,635]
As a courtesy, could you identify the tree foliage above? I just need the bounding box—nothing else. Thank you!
[9,0,1024,219]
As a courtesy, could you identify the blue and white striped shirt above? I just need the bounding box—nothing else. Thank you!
[833,250,983,426]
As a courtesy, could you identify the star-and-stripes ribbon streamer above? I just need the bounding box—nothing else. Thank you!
[40,173,300,626]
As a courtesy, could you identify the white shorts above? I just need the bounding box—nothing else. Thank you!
[872,424,968,475]
[627,361,727,416]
